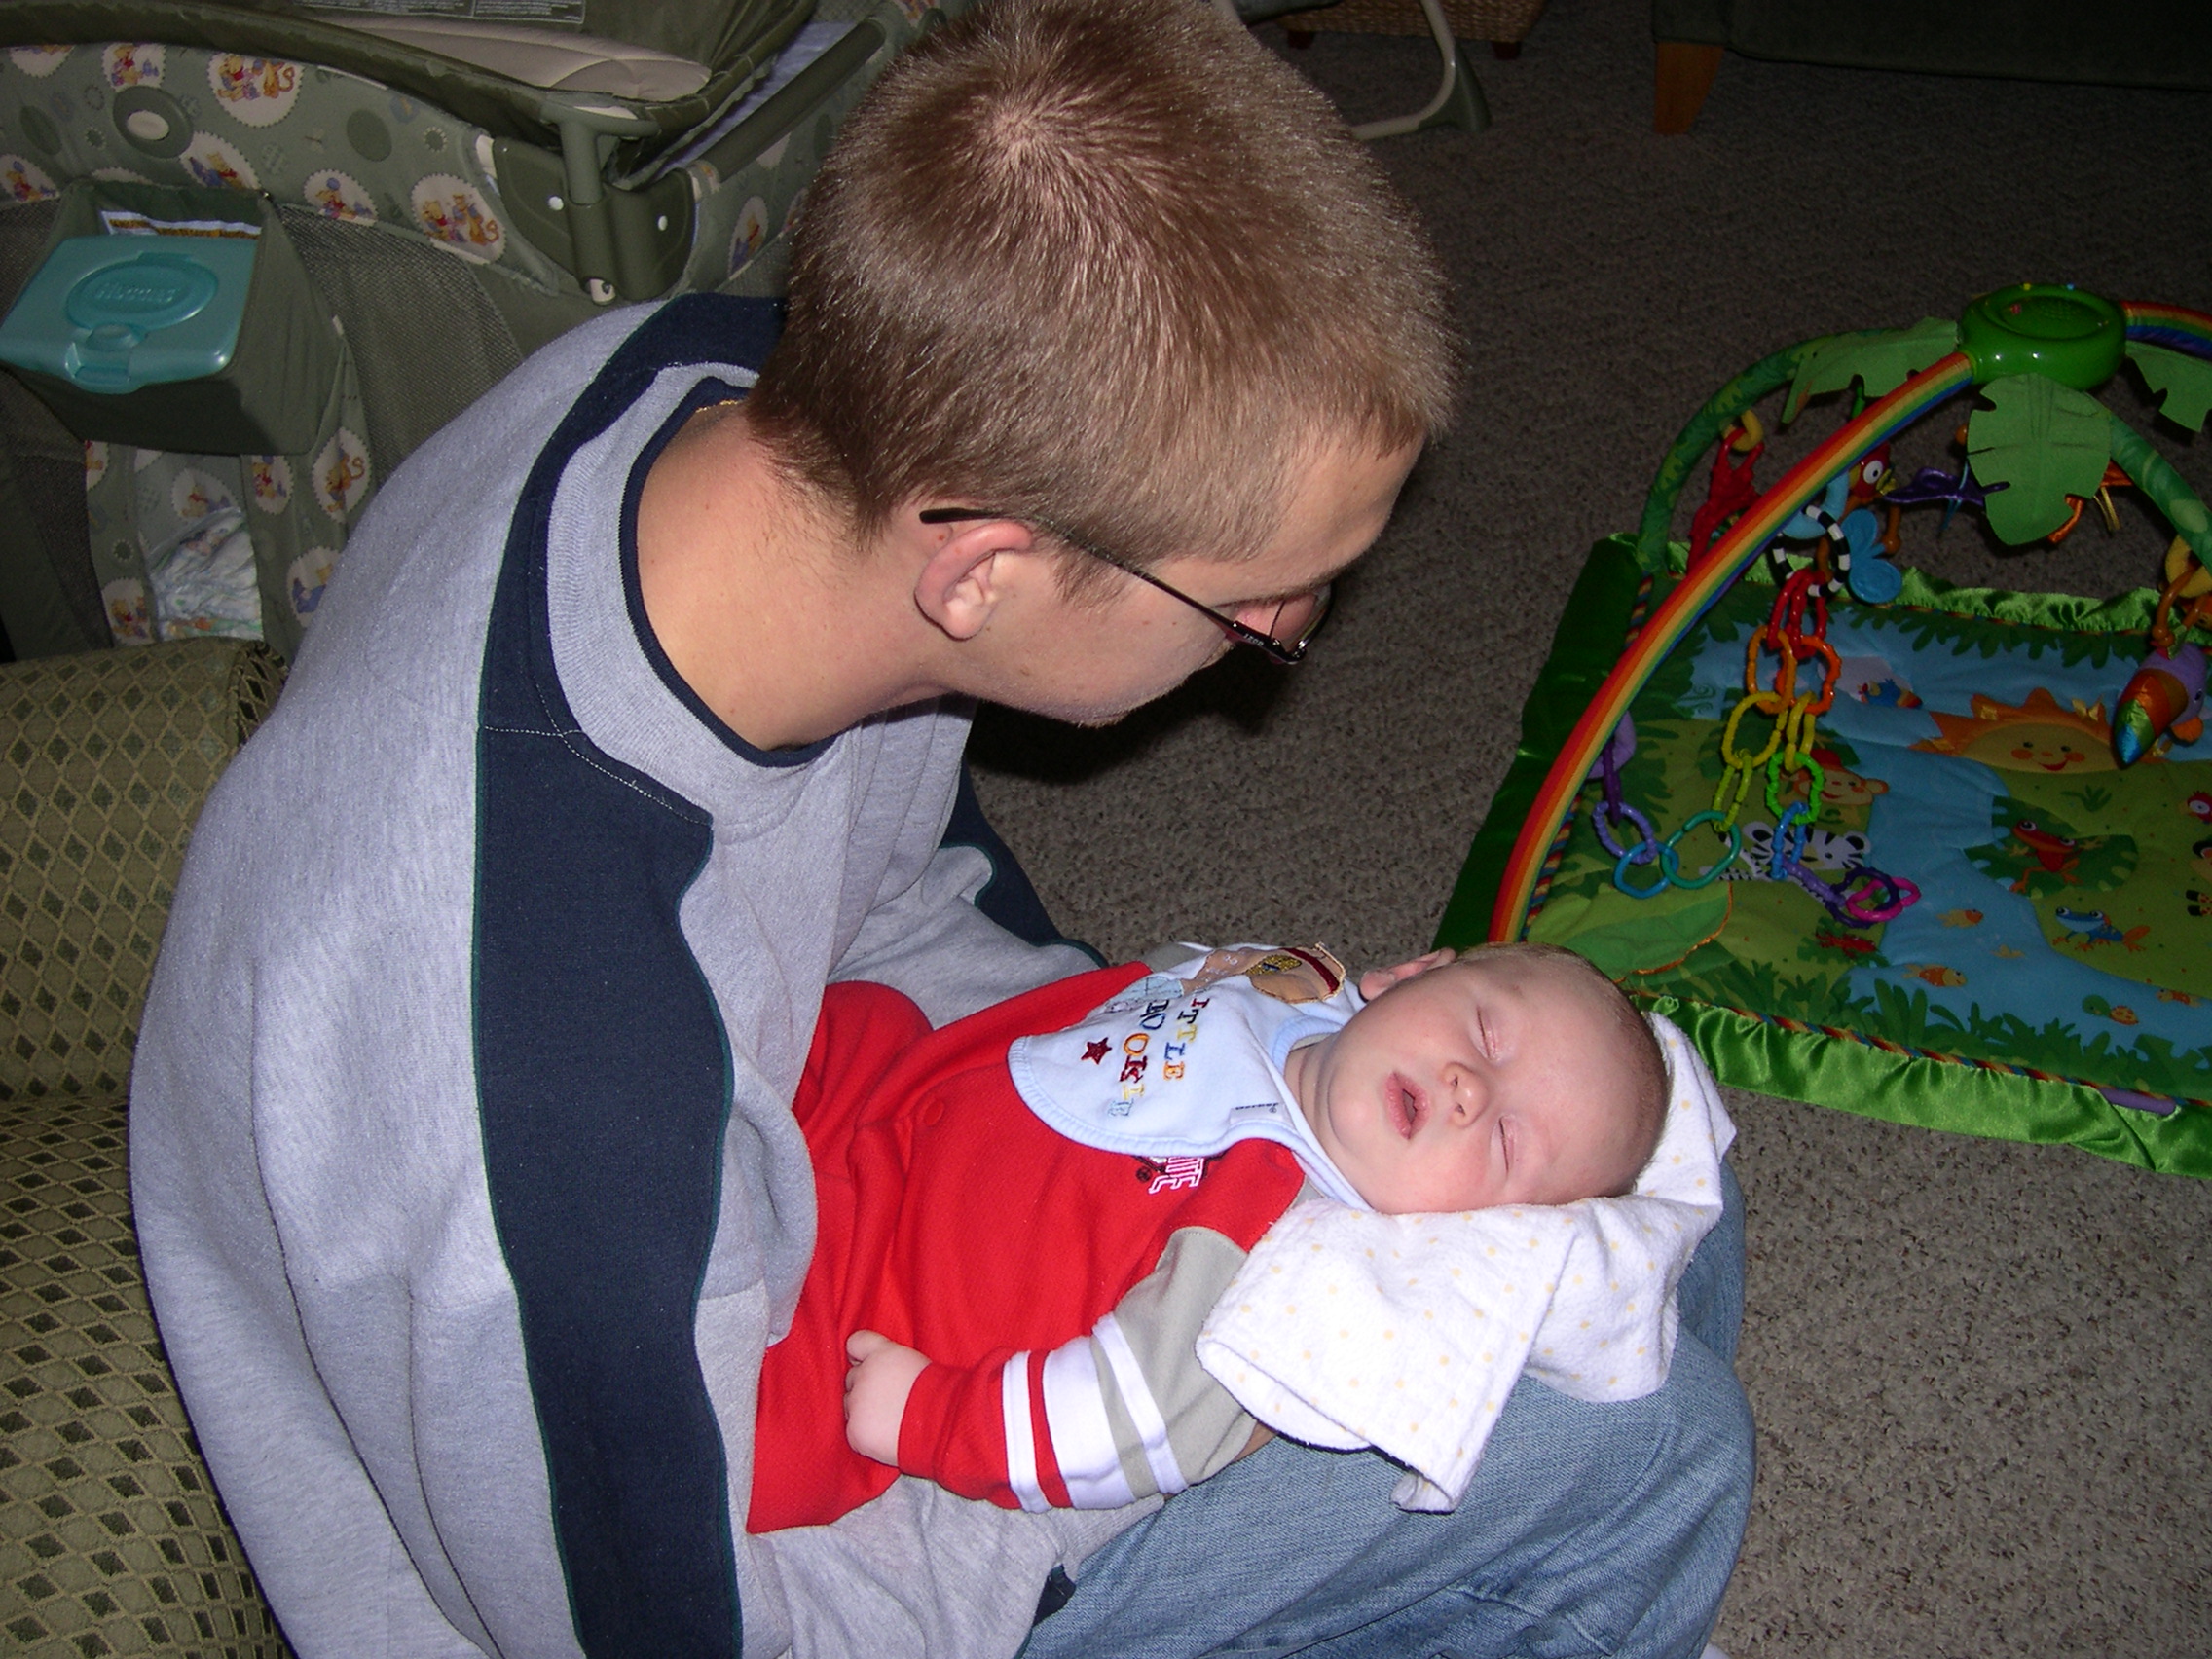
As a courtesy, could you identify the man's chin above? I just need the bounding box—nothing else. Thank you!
[992,695,1143,729]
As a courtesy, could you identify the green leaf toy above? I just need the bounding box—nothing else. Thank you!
[1966,375,2113,544]
[1781,316,1960,424]
[2127,341,2212,434]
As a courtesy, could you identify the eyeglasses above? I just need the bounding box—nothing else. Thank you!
[917,506,1334,667]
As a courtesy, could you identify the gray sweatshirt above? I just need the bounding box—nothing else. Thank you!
[130,296,1140,1659]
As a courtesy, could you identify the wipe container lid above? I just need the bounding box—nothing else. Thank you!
[0,234,257,394]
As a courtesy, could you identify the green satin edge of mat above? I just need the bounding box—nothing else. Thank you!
[1644,997,2212,1178]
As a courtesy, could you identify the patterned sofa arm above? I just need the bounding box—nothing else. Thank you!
[2,640,291,1658]
[1,640,282,1102]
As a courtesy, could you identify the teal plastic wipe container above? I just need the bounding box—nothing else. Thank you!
[0,184,344,455]
[0,235,258,393]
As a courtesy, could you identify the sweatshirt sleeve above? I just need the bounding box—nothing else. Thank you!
[895,1227,1259,1510]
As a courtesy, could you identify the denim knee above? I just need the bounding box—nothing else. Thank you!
[1024,1342,1752,1659]
[1570,1333,1753,1652]
[1428,1333,1751,1648]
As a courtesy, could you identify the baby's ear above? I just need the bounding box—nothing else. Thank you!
[1356,947,1456,1000]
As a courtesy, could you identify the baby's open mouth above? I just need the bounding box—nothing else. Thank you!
[1385,1074,1425,1139]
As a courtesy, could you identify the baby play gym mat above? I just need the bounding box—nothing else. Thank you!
[1441,287,2212,1176]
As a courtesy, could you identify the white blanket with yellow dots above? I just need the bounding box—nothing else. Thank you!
[1195,1014,1735,1512]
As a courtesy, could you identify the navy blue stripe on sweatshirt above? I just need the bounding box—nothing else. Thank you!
[472,295,782,1659]
[941,763,1099,960]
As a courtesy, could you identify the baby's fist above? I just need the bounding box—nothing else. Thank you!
[844,1330,929,1465]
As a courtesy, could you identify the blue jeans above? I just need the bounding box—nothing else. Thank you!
[1021,1163,1752,1659]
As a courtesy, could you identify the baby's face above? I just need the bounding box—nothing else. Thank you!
[1286,952,1646,1214]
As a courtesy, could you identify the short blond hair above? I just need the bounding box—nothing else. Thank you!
[747,0,1460,575]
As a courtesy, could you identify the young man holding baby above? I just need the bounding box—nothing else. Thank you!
[130,1,1751,1655]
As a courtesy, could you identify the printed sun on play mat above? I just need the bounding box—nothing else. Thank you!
[1441,288,2212,1176]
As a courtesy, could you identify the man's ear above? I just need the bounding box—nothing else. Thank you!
[1356,947,1456,1001]
[911,516,1042,642]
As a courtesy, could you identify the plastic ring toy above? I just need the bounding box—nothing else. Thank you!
[1719,691,1786,770]
[1766,751,1826,821]
[1782,693,1822,760]
[1798,638,1842,715]
[1713,762,1759,826]
[1590,799,1660,864]
[1767,633,1801,709]
[1786,576,1827,642]
[1668,811,1743,889]
[1837,868,1896,918]
[1613,840,1675,898]
[1842,870,1921,925]
[1770,799,1814,878]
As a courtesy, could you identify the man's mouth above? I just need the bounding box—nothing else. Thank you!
[1385,1075,1425,1139]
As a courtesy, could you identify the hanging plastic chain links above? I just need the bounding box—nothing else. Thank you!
[1764,749,1918,926]
[1590,715,1743,898]
[1715,566,1830,829]
[1727,557,1919,927]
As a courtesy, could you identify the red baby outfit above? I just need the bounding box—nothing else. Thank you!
[748,964,1304,1532]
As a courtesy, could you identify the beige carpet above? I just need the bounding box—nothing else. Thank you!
[968,4,2212,1652]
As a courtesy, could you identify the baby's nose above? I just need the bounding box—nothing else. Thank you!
[1443,1063,1484,1121]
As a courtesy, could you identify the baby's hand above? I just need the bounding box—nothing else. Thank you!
[1357,946,1456,1001]
[844,1330,930,1465]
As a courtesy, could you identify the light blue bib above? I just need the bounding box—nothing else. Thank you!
[1006,948,1370,1209]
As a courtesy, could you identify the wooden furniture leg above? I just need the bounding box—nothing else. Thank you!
[1654,40,1722,133]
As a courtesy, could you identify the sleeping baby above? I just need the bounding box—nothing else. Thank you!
[747,940,1671,1532]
